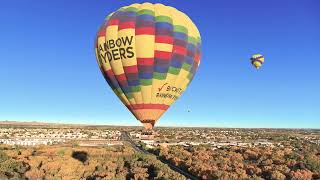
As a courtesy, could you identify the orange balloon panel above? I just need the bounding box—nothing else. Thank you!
[95,3,201,129]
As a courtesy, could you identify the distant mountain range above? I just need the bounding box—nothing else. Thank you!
[0,120,318,130]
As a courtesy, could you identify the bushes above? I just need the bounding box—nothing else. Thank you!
[156,144,320,179]
[1,142,318,179]
[303,154,320,173]
[57,148,65,157]
[0,150,29,179]
[1,145,184,179]
[0,150,9,163]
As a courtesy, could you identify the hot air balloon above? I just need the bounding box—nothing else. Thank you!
[251,54,264,69]
[95,3,201,130]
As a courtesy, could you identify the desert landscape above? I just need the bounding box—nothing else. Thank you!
[0,121,319,179]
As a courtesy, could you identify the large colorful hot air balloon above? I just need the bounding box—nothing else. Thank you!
[95,3,201,129]
[251,54,264,69]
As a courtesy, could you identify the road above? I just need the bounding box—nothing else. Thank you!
[121,132,199,180]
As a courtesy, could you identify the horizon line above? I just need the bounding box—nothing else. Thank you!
[0,120,319,130]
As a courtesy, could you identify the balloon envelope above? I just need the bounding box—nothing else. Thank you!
[251,54,264,69]
[95,3,201,129]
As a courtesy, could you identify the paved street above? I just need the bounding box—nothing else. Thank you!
[121,132,199,180]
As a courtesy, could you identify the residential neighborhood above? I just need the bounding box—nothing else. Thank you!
[0,127,121,146]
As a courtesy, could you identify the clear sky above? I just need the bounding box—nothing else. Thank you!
[0,0,319,128]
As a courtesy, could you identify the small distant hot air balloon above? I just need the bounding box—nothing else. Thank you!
[250,54,264,69]
[95,3,201,130]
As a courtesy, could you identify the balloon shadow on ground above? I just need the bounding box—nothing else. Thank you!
[72,151,88,163]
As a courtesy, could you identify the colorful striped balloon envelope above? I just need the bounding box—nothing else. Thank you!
[95,3,201,129]
[251,54,264,69]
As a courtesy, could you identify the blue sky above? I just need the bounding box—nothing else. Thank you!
[0,0,319,128]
